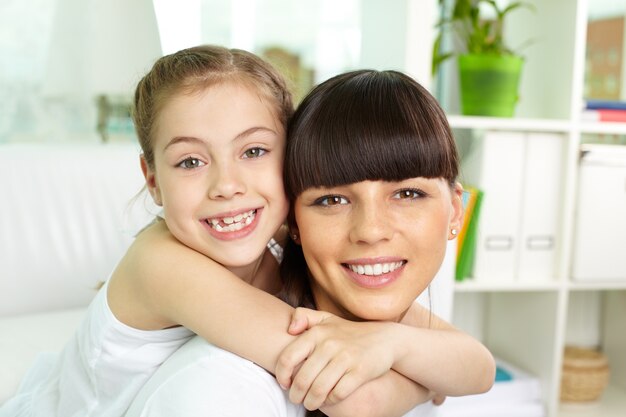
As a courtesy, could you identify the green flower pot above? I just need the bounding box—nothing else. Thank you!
[458,54,523,117]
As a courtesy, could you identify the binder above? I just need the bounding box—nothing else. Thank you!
[517,133,564,281]
[461,131,526,281]
[571,144,626,280]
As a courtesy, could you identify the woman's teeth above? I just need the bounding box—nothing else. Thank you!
[347,261,404,276]
[207,209,256,232]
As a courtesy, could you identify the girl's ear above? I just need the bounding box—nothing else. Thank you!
[449,182,464,240]
[140,155,163,206]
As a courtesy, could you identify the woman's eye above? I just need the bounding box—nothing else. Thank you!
[314,195,349,206]
[177,157,205,169]
[394,189,425,199]
[242,147,267,159]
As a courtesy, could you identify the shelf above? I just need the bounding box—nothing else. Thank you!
[579,121,626,135]
[567,281,626,291]
[454,279,626,292]
[454,280,562,293]
[447,115,572,132]
[558,386,626,417]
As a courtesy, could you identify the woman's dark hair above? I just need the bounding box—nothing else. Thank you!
[280,70,459,316]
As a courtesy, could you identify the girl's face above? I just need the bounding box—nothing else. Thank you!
[142,81,288,274]
[293,178,463,322]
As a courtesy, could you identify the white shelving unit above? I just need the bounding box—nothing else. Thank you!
[436,0,626,416]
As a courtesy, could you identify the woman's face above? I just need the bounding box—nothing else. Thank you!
[293,178,463,322]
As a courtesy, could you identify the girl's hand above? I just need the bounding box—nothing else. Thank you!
[275,308,402,411]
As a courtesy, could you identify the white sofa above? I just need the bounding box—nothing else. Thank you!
[0,142,156,403]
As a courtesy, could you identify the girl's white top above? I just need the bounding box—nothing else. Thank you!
[0,280,193,417]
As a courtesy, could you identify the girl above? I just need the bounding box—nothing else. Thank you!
[0,46,492,417]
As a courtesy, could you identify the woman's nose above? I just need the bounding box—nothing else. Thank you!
[207,162,246,200]
[348,202,394,244]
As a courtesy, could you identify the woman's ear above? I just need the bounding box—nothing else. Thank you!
[140,155,163,206]
[449,182,464,240]
[286,211,301,244]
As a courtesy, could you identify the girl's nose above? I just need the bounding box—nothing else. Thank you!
[207,162,246,200]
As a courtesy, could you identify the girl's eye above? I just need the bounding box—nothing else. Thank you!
[394,188,426,200]
[177,157,205,169]
[242,147,267,159]
[314,195,349,206]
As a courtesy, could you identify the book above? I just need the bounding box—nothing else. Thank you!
[460,131,526,281]
[584,99,626,111]
[517,132,564,281]
[581,108,626,123]
[456,186,483,281]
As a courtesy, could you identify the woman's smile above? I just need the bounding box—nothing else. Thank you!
[342,257,407,289]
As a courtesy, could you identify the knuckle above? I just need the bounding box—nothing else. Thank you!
[291,377,310,394]
[327,388,346,404]
[276,353,293,370]
[308,383,328,400]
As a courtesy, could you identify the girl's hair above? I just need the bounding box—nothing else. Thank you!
[132,45,293,170]
[280,69,459,312]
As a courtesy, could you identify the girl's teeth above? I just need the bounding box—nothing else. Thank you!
[208,210,256,232]
[348,262,403,276]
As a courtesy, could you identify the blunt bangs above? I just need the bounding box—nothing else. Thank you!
[285,70,458,199]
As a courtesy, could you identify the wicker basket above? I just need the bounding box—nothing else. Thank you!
[560,346,610,402]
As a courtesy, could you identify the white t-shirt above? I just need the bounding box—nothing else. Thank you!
[0,280,194,417]
[125,335,438,417]
[125,336,305,417]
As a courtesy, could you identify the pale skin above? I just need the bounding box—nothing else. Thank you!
[108,81,494,416]
[278,179,495,415]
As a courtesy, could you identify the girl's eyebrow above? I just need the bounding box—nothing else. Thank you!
[163,136,204,150]
[233,126,278,141]
[163,127,278,151]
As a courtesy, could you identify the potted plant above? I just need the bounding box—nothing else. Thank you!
[433,0,533,117]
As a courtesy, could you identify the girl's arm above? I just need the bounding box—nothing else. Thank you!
[276,306,495,413]
[108,220,297,373]
[320,371,437,417]
[392,301,496,395]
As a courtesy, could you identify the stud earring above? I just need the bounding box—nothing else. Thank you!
[292,234,299,241]
[451,229,458,236]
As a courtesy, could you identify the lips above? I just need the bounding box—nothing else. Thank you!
[205,209,256,232]
[342,259,406,289]
[202,208,260,240]
[346,261,405,276]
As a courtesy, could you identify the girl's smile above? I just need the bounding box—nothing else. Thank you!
[202,207,261,240]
